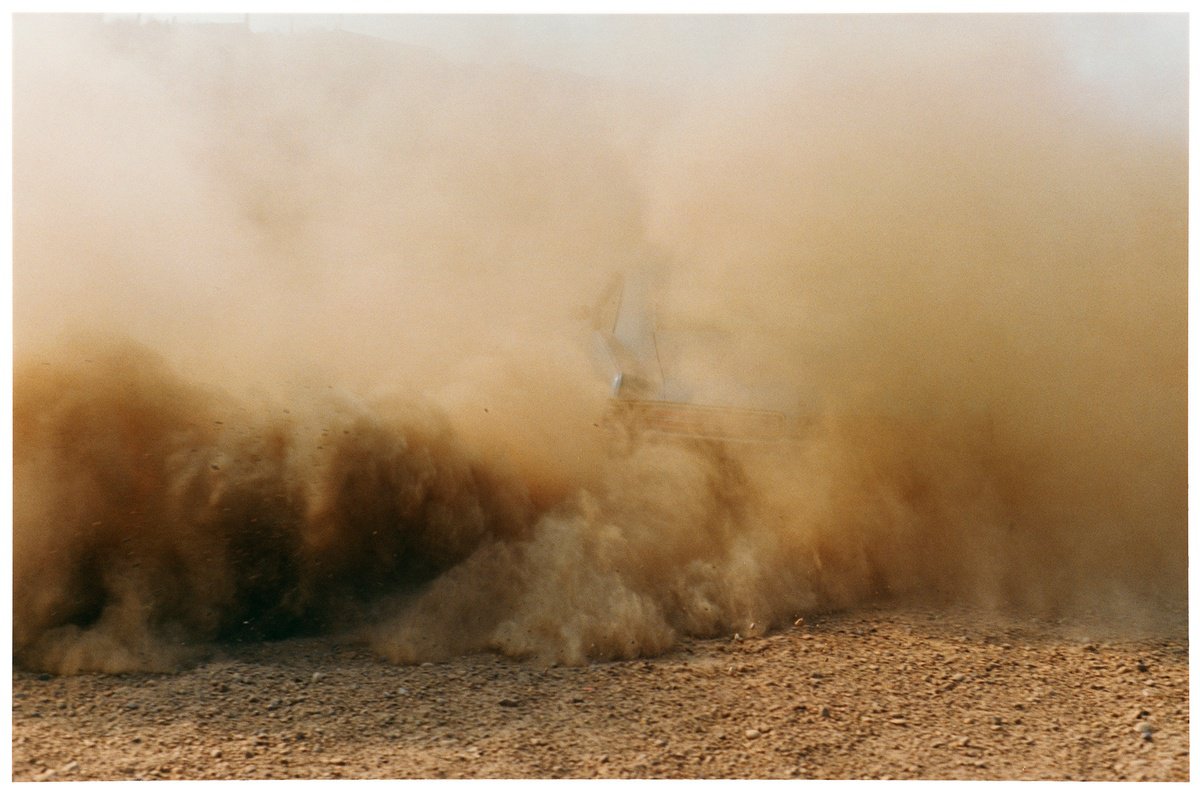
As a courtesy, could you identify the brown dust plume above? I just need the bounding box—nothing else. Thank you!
[12,14,1187,673]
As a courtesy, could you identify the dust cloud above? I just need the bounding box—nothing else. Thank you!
[12,14,1187,673]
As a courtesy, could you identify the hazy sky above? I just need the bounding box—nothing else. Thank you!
[119,13,811,92]
[112,10,1188,112]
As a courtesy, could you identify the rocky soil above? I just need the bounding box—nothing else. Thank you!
[10,604,1188,781]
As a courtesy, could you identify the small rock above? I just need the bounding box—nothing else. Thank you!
[744,728,762,739]
[499,698,520,708]
[819,706,831,718]
[1138,723,1155,741]
[60,761,79,774]
[1136,659,1150,673]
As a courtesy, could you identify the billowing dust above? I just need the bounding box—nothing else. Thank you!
[12,14,1187,673]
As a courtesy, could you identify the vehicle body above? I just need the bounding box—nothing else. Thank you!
[590,270,804,446]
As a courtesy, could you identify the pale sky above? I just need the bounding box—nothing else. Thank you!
[108,10,1187,110]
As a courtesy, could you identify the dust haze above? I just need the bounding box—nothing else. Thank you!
[12,14,1187,673]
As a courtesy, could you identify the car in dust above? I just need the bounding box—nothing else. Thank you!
[588,270,805,446]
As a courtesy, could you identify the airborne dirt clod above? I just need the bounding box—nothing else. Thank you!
[11,606,1187,781]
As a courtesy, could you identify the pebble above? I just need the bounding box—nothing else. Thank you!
[311,673,324,684]
[744,728,761,739]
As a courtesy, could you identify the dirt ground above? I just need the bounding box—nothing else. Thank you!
[10,604,1188,782]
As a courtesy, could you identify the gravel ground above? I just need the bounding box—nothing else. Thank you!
[10,604,1188,781]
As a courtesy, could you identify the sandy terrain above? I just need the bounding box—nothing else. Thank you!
[11,604,1187,781]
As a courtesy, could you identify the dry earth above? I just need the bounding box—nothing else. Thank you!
[10,604,1188,781]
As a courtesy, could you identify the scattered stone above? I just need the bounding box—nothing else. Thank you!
[499,698,520,708]
[310,673,324,684]
[744,728,761,739]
